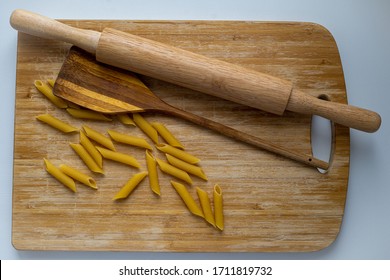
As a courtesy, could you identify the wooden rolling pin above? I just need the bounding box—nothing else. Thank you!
[10,9,381,132]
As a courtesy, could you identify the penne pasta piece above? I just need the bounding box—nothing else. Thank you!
[34,80,68,109]
[96,146,141,168]
[36,114,78,133]
[70,143,104,174]
[151,122,184,149]
[108,129,152,150]
[145,150,160,196]
[133,113,159,144]
[79,130,103,168]
[156,143,200,164]
[196,187,216,227]
[83,125,116,151]
[59,164,97,189]
[43,158,76,192]
[116,113,136,126]
[47,78,56,88]
[165,154,208,181]
[113,171,148,200]
[156,158,193,184]
[171,181,204,218]
[67,108,112,121]
[213,184,224,231]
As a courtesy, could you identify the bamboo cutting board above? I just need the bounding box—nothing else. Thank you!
[12,20,350,252]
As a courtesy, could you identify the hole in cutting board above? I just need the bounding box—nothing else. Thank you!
[311,95,335,173]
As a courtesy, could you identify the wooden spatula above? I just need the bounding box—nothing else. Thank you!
[54,47,328,170]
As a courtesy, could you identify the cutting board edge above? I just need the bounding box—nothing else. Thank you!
[12,19,350,252]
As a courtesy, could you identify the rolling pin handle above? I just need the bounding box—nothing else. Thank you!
[286,89,382,133]
[10,9,101,54]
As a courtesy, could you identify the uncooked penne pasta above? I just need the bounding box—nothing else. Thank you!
[36,114,78,133]
[79,130,103,168]
[96,146,141,168]
[116,113,136,126]
[67,108,112,121]
[156,143,200,164]
[47,78,55,88]
[213,184,224,231]
[43,158,76,192]
[113,171,148,200]
[59,164,97,189]
[151,122,184,149]
[108,129,152,150]
[156,158,193,184]
[133,113,159,144]
[83,125,116,151]
[196,187,215,227]
[70,143,104,174]
[34,80,68,109]
[165,154,208,181]
[145,150,160,196]
[171,181,204,218]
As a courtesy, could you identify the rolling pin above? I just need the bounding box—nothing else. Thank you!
[10,9,381,132]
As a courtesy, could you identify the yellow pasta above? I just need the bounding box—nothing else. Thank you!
[116,113,136,126]
[96,146,140,168]
[67,108,112,121]
[145,150,160,196]
[108,129,152,150]
[113,171,148,200]
[196,187,216,227]
[165,154,208,181]
[156,158,193,184]
[213,184,224,231]
[47,78,56,88]
[34,75,224,227]
[151,122,184,149]
[79,130,103,168]
[133,113,159,144]
[83,125,116,151]
[70,143,104,174]
[156,143,200,164]
[43,158,76,192]
[59,164,97,189]
[171,181,204,218]
[34,80,68,109]
[36,114,78,133]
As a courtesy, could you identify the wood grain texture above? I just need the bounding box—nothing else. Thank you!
[12,20,350,252]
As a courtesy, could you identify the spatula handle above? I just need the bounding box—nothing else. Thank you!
[287,89,382,133]
[161,104,329,170]
[10,9,101,54]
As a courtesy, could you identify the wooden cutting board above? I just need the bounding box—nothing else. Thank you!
[12,20,350,252]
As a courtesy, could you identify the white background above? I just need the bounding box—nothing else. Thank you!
[1,0,389,259]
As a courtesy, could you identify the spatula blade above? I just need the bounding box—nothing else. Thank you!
[53,46,160,114]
